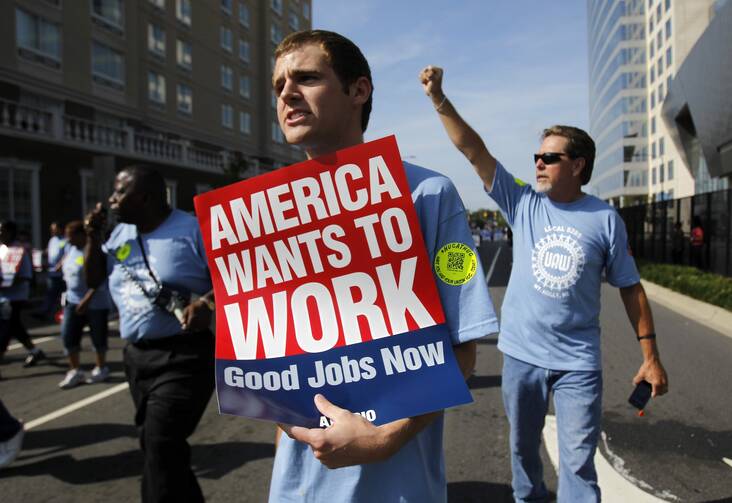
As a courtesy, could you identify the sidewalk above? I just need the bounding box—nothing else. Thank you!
[642,279,732,339]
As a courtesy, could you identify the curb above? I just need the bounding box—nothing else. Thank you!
[641,279,732,339]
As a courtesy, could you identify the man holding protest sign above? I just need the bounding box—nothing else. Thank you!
[420,65,668,502]
[261,30,499,502]
[84,167,216,502]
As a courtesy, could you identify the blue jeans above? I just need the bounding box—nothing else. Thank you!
[502,354,602,503]
[61,305,109,354]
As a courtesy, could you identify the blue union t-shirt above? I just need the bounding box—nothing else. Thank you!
[104,209,211,342]
[489,162,640,371]
[268,162,500,503]
[63,245,111,310]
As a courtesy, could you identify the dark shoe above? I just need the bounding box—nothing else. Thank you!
[23,350,45,368]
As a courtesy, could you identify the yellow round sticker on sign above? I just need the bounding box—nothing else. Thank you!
[434,242,477,286]
[74,255,84,266]
[116,243,131,262]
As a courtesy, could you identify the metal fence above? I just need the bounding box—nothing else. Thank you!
[617,189,732,277]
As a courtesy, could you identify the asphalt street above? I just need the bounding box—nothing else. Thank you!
[1,241,731,502]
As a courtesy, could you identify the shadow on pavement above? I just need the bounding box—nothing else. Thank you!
[447,481,514,502]
[193,441,274,479]
[467,374,501,390]
[2,436,274,484]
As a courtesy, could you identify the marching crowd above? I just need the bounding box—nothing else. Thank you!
[0,29,670,503]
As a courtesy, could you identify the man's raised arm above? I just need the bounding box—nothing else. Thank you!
[419,65,498,189]
[83,202,108,289]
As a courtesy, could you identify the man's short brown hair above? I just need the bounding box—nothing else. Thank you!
[542,125,596,185]
[274,30,373,132]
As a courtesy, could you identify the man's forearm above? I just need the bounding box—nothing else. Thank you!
[620,283,660,359]
[430,94,497,188]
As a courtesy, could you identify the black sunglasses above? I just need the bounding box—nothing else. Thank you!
[534,152,571,165]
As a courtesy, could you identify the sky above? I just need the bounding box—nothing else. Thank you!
[312,0,591,211]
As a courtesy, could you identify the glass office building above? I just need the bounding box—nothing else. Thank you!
[587,0,649,206]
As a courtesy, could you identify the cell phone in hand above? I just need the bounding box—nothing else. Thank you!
[628,380,652,410]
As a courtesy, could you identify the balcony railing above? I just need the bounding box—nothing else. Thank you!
[0,98,225,173]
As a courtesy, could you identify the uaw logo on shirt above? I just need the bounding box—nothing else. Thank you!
[531,225,585,299]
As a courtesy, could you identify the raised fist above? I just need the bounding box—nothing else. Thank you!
[419,65,444,101]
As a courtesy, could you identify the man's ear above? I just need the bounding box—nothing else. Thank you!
[572,157,586,179]
[349,76,372,106]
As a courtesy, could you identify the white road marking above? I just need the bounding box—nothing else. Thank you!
[7,336,56,351]
[723,457,732,469]
[485,246,503,284]
[542,415,678,502]
[24,383,129,431]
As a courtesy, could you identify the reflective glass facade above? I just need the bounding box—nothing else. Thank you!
[588,0,649,204]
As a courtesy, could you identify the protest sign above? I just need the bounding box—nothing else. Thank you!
[194,135,474,427]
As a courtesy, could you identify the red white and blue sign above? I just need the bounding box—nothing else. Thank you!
[194,136,473,427]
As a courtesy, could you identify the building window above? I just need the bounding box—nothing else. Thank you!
[177,83,192,114]
[649,39,654,58]
[271,23,283,44]
[656,3,662,20]
[667,75,673,92]
[665,0,671,12]
[303,2,310,19]
[652,141,656,159]
[221,27,232,52]
[92,41,124,87]
[148,24,166,56]
[240,111,251,134]
[221,0,232,14]
[176,39,192,69]
[650,66,655,83]
[668,160,674,180]
[176,0,191,26]
[665,19,672,39]
[271,0,283,15]
[221,65,233,91]
[658,82,664,101]
[651,117,656,135]
[221,104,233,128]
[148,71,166,103]
[666,47,672,67]
[239,75,251,99]
[15,9,61,64]
[657,56,663,75]
[652,167,657,184]
[650,90,655,109]
[659,137,665,156]
[659,163,665,183]
[238,39,250,62]
[91,0,124,30]
[648,18,653,34]
[657,30,663,49]
[239,3,250,27]
[0,161,41,246]
[272,120,284,143]
[288,9,300,30]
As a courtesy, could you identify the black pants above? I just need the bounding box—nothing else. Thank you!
[123,331,215,503]
[0,399,22,441]
[0,301,34,355]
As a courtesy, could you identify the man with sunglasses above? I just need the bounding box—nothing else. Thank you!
[421,65,668,502]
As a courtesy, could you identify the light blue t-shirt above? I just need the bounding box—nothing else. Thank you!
[268,162,500,503]
[489,162,640,371]
[0,243,32,302]
[47,235,68,278]
[104,209,211,342]
[62,245,110,310]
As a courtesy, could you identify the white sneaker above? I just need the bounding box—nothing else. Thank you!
[85,366,110,384]
[0,425,24,469]
[58,369,86,389]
